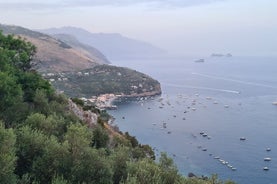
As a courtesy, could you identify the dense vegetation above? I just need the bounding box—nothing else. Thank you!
[49,65,161,98]
[0,31,235,184]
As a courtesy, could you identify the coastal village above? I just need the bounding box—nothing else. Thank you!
[79,93,119,110]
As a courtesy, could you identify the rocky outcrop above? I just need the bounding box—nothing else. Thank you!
[68,99,98,127]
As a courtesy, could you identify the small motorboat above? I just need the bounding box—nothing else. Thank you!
[202,148,207,151]
[240,137,246,141]
[266,148,271,152]
[263,167,269,171]
[264,157,271,161]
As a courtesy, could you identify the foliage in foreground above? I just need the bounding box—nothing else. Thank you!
[0,31,235,184]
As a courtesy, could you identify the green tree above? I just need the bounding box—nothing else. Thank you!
[31,137,70,183]
[70,148,112,184]
[158,152,181,184]
[51,176,70,184]
[25,113,67,138]
[125,158,162,184]
[0,32,36,71]
[92,125,109,149]
[15,126,48,177]
[0,122,17,183]
[111,147,130,184]
[0,72,23,113]
[64,123,92,159]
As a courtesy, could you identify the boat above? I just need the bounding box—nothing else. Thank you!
[264,157,271,161]
[202,133,208,137]
[240,137,246,141]
[232,167,237,171]
[202,148,207,151]
[263,167,269,171]
[227,164,233,168]
[214,156,220,159]
[224,105,229,108]
[272,102,277,105]
[266,148,271,152]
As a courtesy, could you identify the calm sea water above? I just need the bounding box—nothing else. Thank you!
[108,56,277,184]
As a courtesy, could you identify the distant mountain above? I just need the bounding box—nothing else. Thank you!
[0,24,109,72]
[51,33,109,64]
[40,26,166,60]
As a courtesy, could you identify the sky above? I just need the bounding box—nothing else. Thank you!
[0,0,276,56]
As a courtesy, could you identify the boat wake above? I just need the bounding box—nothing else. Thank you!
[164,83,240,94]
[192,72,277,89]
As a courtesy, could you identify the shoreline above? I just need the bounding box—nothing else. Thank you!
[86,89,162,110]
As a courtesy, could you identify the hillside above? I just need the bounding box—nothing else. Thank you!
[0,24,109,72]
[40,26,166,60]
[0,24,161,99]
[51,33,110,64]
[44,64,161,98]
[0,24,235,184]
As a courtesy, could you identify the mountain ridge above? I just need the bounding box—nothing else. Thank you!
[0,24,109,72]
[39,26,166,60]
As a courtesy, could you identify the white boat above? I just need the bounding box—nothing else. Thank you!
[264,157,271,161]
[263,167,269,171]
[266,148,271,152]
[272,102,277,105]
[227,164,233,168]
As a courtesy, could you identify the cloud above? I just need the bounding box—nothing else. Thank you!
[0,0,225,11]
[63,0,225,7]
[0,1,61,11]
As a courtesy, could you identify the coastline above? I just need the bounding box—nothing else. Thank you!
[92,89,162,110]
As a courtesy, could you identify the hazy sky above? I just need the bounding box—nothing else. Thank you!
[0,0,276,56]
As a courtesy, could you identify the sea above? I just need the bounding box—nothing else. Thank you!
[108,56,277,184]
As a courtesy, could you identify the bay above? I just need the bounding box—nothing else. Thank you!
[108,56,277,184]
